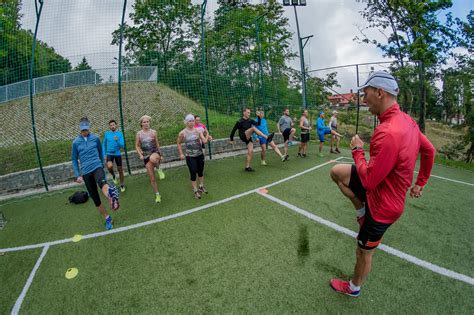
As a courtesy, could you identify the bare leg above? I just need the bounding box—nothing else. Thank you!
[198,176,204,186]
[145,162,159,193]
[260,144,266,161]
[290,128,296,140]
[269,141,283,157]
[246,142,254,168]
[319,141,324,153]
[352,247,375,286]
[117,166,125,186]
[330,164,364,209]
[245,127,268,140]
[191,180,198,191]
[106,161,115,179]
[96,203,109,219]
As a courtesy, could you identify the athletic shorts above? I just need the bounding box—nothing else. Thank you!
[258,136,267,145]
[106,155,122,167]
[317,128,331,142]
[300,133,310,143]
[283,128,292,141]
[239,134,252,145]
[83,167,107,207]
[349,165,392,250]
[144,150,161,167]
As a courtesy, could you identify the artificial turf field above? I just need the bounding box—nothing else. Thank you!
[1,144,473,314]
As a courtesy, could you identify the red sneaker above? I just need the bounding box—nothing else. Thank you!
[330,279,360,297]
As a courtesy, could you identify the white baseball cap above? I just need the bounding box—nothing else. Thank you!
[358,71,399,96]
[185,114,195,122]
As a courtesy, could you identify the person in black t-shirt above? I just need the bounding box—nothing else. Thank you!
[230,108,274,172]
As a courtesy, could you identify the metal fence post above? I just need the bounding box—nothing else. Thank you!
[118,0,132,175]
[29,0,48,191]
[201,0,212,159]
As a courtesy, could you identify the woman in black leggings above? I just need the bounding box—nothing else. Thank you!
[177,114,209,199]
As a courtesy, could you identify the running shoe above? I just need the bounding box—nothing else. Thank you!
[281,155,286,162]
[108,185,120,211]
[288,141,293,146]
[330,279,360,297]
[120,185,126,193]
[155,193,161,203]
[302,154,307,158]
[284,154,289,162]
[330,149,336,154]
[157,168,165,180]
[335,148,341,154]
[297,153,302,158]
[261,160,267,166]
[112,177,119,185]
[105,216,113,230]
[199,185,208,194]
[318,153,324,158]
[194,190,201,199]
[245,167,255,172]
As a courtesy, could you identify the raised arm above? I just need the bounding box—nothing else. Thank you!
[352,131,398,191]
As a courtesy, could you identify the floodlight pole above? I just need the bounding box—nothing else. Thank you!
[255,12,268,107]
[293,5,311,109]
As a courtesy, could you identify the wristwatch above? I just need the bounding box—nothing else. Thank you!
[352,146,363,151]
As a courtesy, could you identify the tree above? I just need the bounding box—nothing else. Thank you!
[0,0,71,86]
[74,57,92,71]
[111,0,200,81]
[354,0,462,131]
[73,56,103,84]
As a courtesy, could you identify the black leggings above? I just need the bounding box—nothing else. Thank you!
[83,167,107,207]
[186,155,205,181]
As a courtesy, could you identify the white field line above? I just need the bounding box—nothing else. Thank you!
[0,158,343,254]
[338,156,474,187]
[257,192,474,286]
[11,245,50,315]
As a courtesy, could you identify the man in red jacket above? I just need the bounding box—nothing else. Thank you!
[329,71,436,297]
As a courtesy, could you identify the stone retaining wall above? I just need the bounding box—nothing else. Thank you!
[0,135,283,196]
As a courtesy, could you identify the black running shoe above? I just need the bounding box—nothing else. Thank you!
[245,167,255,172]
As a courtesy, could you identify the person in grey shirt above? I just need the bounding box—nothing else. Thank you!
[278,108,296,159]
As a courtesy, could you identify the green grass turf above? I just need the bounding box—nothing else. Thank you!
[266,160,474,278]
[14,195,474,314]
[1,144,473,313]
[0,143,333,248]
[0,249,42,314]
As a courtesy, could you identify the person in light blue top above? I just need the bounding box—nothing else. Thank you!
[253,109,286,165]
[72,117,120,230]
[103,119,125,192]
[316,111,342,157]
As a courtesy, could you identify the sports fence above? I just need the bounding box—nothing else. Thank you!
[0,0,424,191]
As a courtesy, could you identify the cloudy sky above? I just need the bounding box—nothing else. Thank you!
[20,0,471,92]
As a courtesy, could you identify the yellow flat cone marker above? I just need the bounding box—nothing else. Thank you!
[65,268,78,279]
[72,234,82,243]
[259,188,268,194]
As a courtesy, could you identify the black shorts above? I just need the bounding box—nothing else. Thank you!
[144,151,161,167]
[106,155,122,167]
[283,128,292,141]
[349,165,391,250]
[83,167,107,207]
[239,134,252,145]
[186,154,205,181]
[300,133,310,143]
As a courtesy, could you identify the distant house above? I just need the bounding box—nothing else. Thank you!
[327,89,367,108]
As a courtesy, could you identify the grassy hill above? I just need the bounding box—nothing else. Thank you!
[0,82,240,175]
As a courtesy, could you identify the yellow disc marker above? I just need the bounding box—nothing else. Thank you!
[72,234,83,243]
[65,268,79,279]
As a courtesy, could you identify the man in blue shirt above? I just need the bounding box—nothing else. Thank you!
[72,117,120,230]
[103,120,125,192]
[253,110,287,165]
[316,111,342,157]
